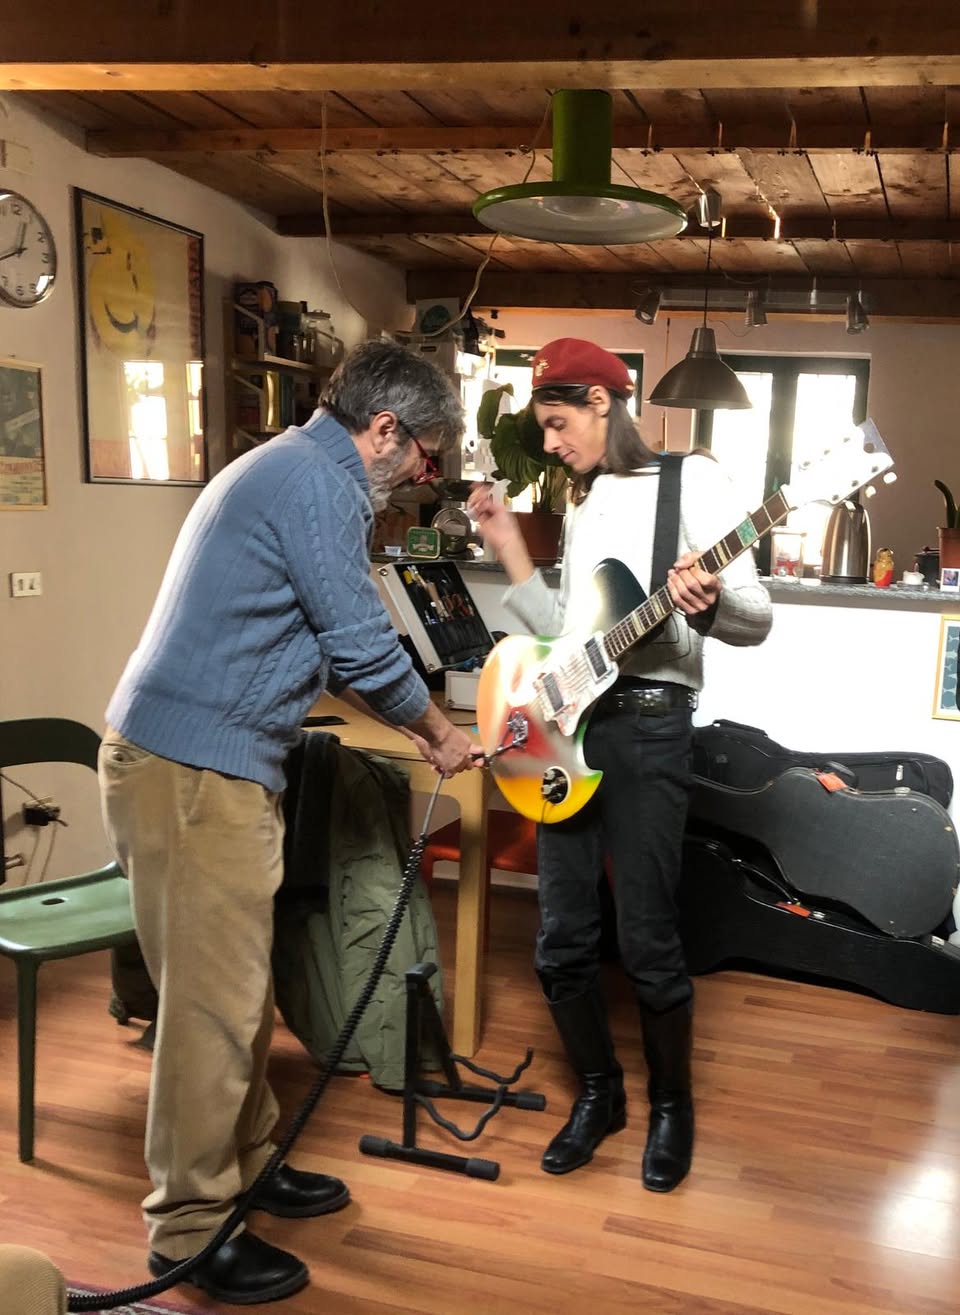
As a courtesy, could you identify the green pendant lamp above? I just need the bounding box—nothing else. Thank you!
[472,90,687,245]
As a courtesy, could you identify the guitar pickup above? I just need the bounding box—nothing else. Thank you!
[540,671,565,716]
[584,634,614,680]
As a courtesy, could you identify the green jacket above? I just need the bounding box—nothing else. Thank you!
[272,733,442,1090]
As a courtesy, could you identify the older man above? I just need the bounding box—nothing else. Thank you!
[99,339,478,1306]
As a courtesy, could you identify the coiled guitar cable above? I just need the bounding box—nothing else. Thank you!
[67,772,449,1312]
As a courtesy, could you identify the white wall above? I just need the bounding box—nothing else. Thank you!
[0,96,408,878]
[491,309,960,578]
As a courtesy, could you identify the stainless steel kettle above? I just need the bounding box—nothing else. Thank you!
[821,498,871,584]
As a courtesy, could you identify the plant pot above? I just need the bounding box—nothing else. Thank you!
[938,527,960,571]
[514,511,565,566]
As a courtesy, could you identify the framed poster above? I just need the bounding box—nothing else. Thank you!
[932,614,960,721]
[74,190,206,485]
[0,358,46,508]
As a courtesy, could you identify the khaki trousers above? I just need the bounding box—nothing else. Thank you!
[98,729,285,1259]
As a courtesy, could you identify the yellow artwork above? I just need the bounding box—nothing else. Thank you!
[76,190,206,484]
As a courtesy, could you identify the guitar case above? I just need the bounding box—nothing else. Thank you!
[692,718,953,809]
[678,835,960,1014]
[687,767,958,939]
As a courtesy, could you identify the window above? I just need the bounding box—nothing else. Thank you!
[696,355,869,575]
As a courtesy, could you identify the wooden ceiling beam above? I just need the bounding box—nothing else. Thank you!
[10,56,960,95]
[87,126,960,157]
[281,213,960,243]
[7,2,960,92]
[406,269,960,319]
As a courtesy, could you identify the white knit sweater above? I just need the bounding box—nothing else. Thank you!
[503,454,773,691]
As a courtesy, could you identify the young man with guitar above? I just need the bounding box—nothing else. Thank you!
[467,338,772,1191]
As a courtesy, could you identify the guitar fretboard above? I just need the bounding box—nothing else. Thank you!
[603,487,791,661]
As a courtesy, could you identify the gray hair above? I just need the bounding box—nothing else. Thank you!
[320,339,464,452]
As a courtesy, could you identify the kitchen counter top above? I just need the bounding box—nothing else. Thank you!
[373,555,955,610]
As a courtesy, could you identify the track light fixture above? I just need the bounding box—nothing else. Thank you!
[744,288,768,328]
[697,188,723,230]
[634,289,662,325]
[846,292,869,334]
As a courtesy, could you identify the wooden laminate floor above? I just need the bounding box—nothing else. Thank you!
[1,883,958,1314]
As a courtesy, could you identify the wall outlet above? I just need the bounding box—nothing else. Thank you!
[9,571,42,597]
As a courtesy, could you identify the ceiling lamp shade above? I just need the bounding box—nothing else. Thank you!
[647,199,752,412]
[472,90,687,245]
[647,327,752,410]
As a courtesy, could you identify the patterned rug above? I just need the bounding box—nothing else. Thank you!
[67,1289,202,1315]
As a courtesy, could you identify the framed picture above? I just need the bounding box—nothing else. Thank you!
[932,615,960,720]
[940,567,960,593]
[74,190,206,485]
[0,358,46,508]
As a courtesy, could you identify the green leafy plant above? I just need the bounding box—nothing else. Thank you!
[477,385,569,513]
[935,480,960,528]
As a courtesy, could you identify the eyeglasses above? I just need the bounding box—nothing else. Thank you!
[396,417,441,485]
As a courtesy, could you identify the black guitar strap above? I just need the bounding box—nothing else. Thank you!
[650,454,686,590]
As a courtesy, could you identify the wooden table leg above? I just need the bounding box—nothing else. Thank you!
[445,769,492,1056]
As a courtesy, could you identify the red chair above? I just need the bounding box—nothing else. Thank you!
[420,810,539,946]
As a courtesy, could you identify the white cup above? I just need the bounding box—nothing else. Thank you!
[901,570,924,586]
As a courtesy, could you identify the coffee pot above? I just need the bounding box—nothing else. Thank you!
[821,497,871,584]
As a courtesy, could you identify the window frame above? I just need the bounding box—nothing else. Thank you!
[695,353,870,574]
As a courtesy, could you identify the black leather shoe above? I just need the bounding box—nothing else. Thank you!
[249,1164,350,1218]
[541,1077,627,1175]
[642,1092,694,1192]
[148,1232,308,1306]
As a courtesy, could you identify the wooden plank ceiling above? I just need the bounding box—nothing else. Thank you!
[7,3,960,317]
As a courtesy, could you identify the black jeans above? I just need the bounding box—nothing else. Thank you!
[535,686,694,1013]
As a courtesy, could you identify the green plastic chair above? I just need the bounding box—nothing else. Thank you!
[0,718,136,1162]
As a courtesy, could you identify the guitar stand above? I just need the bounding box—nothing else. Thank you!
[358,962,546,1180]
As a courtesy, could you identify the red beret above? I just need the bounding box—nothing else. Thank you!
[531,338,633,399]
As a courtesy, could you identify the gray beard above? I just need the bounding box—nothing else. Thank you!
[367,446,409,512]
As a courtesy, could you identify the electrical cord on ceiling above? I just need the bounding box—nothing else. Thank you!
[316,90,554,340]
[417,91,556,339]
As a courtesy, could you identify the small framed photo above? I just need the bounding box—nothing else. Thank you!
[0,357,46,509]
[932,615,960,720]
[940,568,960,592]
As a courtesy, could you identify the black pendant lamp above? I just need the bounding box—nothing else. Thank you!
[647,198,752,411]
[472,90,687,246]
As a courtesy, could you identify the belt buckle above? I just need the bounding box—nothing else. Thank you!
[634,687,665,714]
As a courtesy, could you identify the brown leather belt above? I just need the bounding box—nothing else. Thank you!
[605,684,698,715]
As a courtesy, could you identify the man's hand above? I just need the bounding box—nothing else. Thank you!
[418,724,481,776]
[667,550,722,615]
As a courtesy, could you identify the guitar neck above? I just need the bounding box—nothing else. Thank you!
[603,487,790,661]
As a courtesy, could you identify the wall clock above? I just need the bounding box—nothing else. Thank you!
[0,189,57,308]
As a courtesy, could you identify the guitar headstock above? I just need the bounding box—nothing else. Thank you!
[780,419,895,510]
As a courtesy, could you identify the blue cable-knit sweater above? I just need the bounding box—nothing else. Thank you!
[106,411,429,791]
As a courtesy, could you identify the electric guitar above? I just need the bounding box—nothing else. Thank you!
[476,420,894,824]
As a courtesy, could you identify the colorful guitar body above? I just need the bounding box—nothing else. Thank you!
[476,420,895,824]
[476,558,649,823]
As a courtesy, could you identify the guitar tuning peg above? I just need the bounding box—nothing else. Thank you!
[882,471,897,484]
[863,485,877,498]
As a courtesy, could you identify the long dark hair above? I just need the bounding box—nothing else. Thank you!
[532,384,658,504]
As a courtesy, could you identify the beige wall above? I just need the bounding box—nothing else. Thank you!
[0,96,408,877]
[492,309,960,576]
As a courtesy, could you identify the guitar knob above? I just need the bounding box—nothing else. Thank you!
[541,767,570,805]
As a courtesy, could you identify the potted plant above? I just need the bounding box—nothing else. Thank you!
[477,385,569,563]
[935,480,960,570]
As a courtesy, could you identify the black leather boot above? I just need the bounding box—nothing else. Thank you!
[541,985,626,1175]
[639,999,694,1192]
